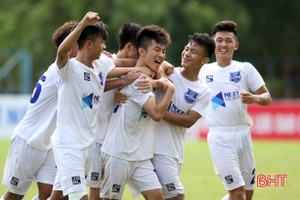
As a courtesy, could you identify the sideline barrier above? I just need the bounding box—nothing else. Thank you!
[1,95,300,140]
[186,100,300,140]
[0,95,30,138]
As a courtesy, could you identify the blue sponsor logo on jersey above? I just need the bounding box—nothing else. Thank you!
[229,71,241,83]
[211,92,226,110]
[98,72,104,86]
[168,101,185,114]
[223,91,240,101]
[184,88,199,104]
[82,93,94,109]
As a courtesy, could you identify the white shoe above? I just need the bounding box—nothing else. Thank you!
[221,194,229,200]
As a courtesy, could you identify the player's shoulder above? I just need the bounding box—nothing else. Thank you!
[233,60,255,69]
[199,82,212,96]
[202,62,217,69]
[93,54,115,71]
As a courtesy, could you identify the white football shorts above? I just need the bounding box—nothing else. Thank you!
[52,145,93,196]
[2,135,56,195]
[86,142,103,188]
[207,126,255,191]
[100,152,162,199]
[152,154,184,199]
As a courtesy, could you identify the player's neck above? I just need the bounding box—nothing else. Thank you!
[135,59,152,77]
[180,67,199,81]
[217,59,232,68]
[116,50,127,59]
[76,52,94,68]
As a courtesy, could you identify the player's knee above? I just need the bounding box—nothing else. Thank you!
[68,191,88,200]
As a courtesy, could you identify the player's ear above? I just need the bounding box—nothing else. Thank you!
[201,57,209,65]
[125,42,133,50]
[138,47,146,56]
[85,40,92,49]
[235,42,239,50]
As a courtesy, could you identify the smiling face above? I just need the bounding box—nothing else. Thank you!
[181,41,206,69]
[140,40,166,73]
[214,31,239,65]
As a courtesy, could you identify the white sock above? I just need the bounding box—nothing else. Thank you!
[31,194,40,200]
[221,194,229,200]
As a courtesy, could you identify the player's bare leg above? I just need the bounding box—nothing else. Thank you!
[166,193,185,200]
[2,191,24,200]
[48,190,68,200]
[37,182,53,200]
[89,188,102,200]
[228,186,246,200]
[141,188,164,200]
[245,190,254,200]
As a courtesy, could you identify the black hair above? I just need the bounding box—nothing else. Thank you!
[77,21,108,49]
[189,33,215,58]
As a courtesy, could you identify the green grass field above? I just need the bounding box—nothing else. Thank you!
[1,139,299,200]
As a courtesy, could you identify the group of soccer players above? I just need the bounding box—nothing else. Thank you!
[1,10,271,200]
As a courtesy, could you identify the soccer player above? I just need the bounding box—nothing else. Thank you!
[100,25,174,200]
[49,11,153,200]
[0,21,78,200]
[152,33,215,200]
[198,21,272,200]
[86,22,149,200]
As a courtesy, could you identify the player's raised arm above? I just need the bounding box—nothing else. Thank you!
[56,11,100,69]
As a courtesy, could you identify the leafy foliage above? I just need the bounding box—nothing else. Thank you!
[0,0,299,97]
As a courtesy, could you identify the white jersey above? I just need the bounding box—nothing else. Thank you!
[101,76,155,161]
[12,63,58,151]
[199,60,265,128]
[53,55,115,149]
[95,54,118,144]
[154,68,212,163]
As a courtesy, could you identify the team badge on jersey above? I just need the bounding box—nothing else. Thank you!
[229,71,241,83]
[211,92,226,110]
[84,72,90,81]
[206,75,213,82]
[184,88,199,104]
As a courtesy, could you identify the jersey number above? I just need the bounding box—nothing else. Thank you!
[30,75,46,104]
